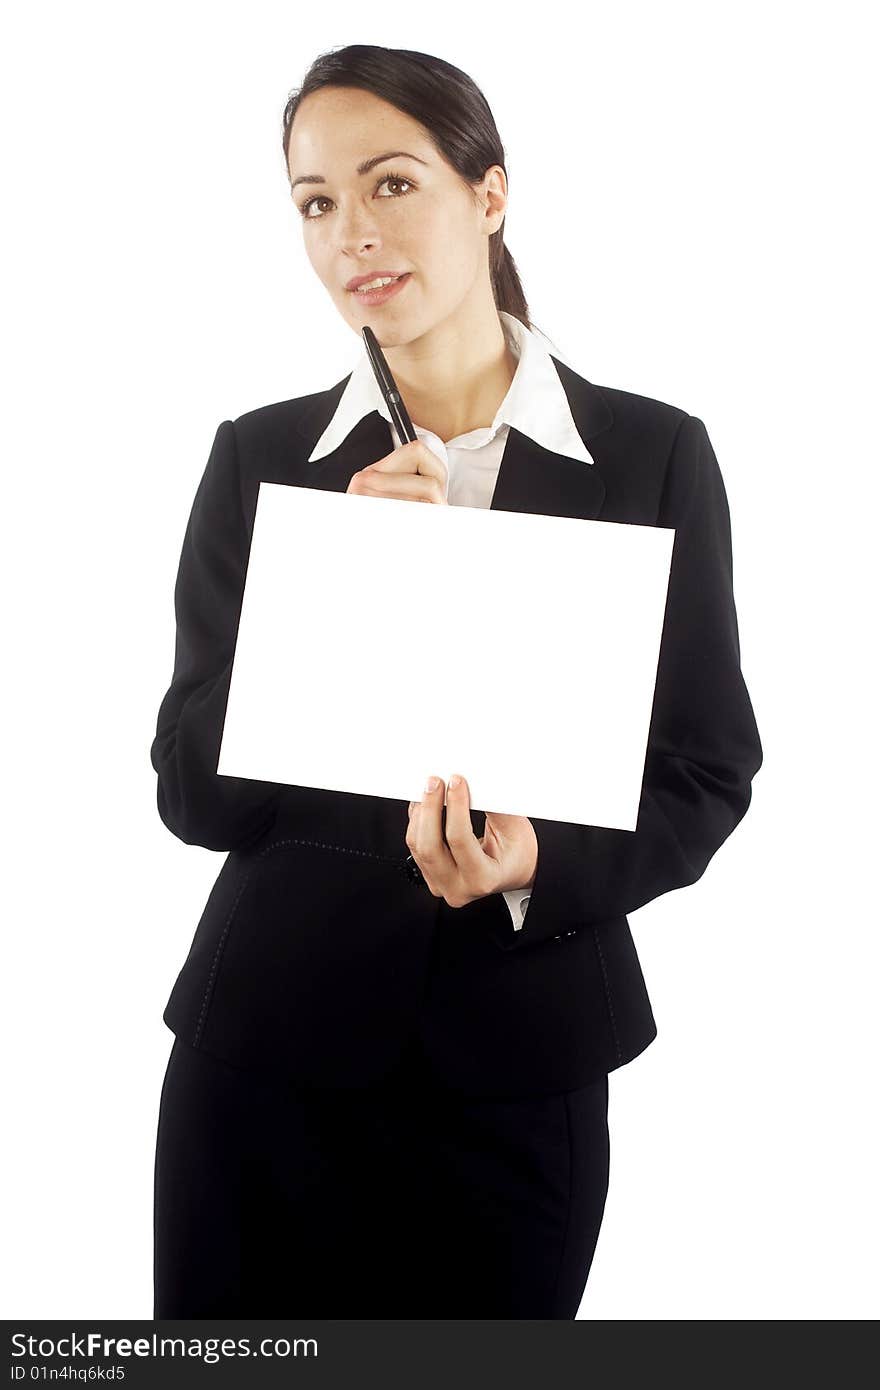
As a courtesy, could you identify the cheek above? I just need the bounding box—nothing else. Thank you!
[305,242,327,279]
[423,236,478,302]
[396,197,445,252]
[301,230,333,277]
[421,206,479,276]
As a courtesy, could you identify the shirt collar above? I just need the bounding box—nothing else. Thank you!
[306,310,595,466]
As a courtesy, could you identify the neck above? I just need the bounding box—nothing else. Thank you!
[381,292,519,443]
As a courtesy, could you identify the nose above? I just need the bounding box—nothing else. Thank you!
[334,199,382,257]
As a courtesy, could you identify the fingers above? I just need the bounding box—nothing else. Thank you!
[346,442,444,503]
[406,775,488,899]
[440,775,491,885]
[353,468,446,505]
[350,440,448,505]
[374,439,446,485]
[406,777,452,891]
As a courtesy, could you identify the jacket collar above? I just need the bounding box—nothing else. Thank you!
[294,313,614,521]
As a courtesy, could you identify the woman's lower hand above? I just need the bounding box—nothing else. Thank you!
[406,774,538,909]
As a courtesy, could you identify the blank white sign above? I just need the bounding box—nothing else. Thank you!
[217,484,675,829]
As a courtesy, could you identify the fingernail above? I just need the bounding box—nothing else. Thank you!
[448,774,462,790]
[425,775,440,793]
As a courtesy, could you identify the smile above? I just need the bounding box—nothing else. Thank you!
[349,273,412,306]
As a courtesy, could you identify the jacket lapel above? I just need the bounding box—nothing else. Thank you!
[295,355,613,522]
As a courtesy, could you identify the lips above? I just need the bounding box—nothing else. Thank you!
[345,272,413,307]
[346,271,409,291]
[348,273,405,293]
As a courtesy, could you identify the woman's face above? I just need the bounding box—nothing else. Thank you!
[287,86,506,348]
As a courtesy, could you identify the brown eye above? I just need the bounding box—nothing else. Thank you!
[377,177,413,197]
[301,196,332,219]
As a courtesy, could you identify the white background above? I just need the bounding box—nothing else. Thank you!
[3,0,877,1321]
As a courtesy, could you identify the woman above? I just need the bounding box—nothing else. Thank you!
[150,44,763,1318]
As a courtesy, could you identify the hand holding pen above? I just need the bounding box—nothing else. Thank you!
[346,325,448,505]
[346,437,447,505]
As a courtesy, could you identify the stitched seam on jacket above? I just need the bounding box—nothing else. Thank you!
[592,924,624,1062]
[194,836,411,1044]
[256,836,409,866]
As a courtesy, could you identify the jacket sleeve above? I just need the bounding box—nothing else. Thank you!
[150,418,285,851]
[489,413,763,951]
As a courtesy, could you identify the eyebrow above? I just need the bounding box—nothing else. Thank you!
[290,150,430,191]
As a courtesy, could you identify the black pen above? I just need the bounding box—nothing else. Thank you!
[362,326,418,444]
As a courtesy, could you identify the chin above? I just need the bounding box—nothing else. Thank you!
[374,325,414,347]
[365,322,419,351]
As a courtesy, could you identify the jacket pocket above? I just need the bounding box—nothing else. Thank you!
[192,835,428,1045]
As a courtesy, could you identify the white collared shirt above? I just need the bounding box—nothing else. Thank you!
[307,311,596,930]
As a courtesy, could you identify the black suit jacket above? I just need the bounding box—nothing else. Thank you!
[150,357,763,1098]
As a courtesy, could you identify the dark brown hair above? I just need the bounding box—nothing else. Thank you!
[281,44,537,332]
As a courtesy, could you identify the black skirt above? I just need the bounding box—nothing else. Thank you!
[153,1029,610,1319]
